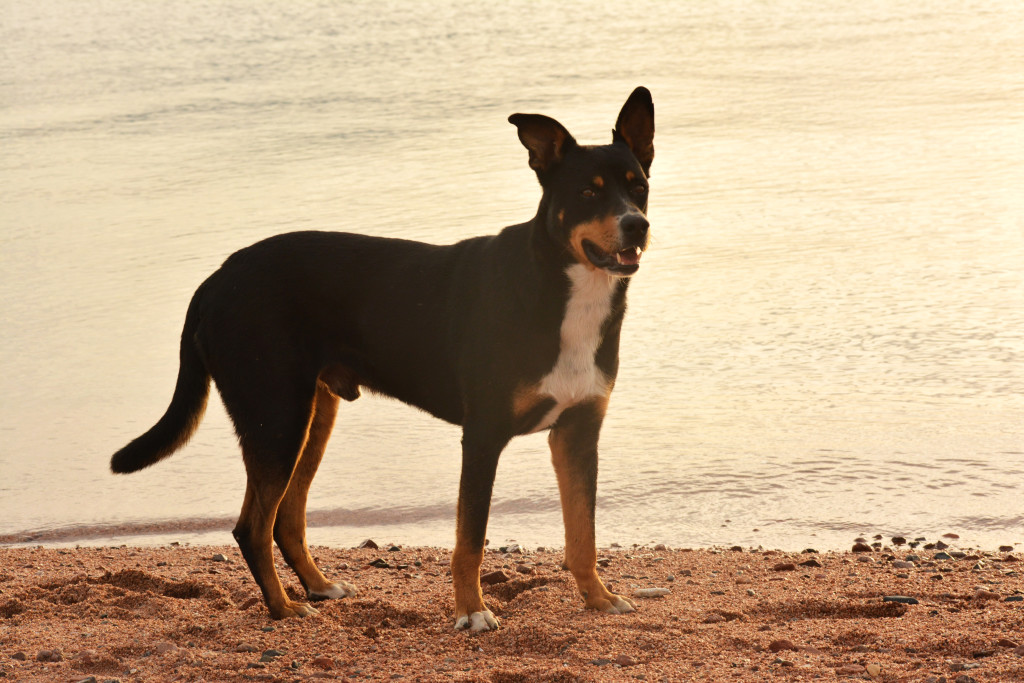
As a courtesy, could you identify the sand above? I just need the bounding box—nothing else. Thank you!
[1,541,1023,682]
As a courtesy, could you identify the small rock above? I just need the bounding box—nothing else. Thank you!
[211,553,228,562]
[363,625,378,639]
[853,543,873,553]
[615,654,636,666]
[836,664,866,675]
[768,639,798,652]
[597,557,612,567]
[883,595,919,605]
[746,589,756,596]
[11,652,27,661]
[634,587,670,598]
[772,562,797,572]
[996,638,1019,648]
[703,613,727,624]
[654,543,668,551]
[591,658,612,666]
[152,642,178,655]
[865,662,881,678]
[1013,645,1024,656]
[260,649,284,662]
[934,552,953,560]
[943,532,960,539]
[773,658,794,667]
[729,545,744,552]
[368,558,392,569]
[857,555,875,563]
[802,548,819,554]
[387,545,401,552]
[999,545,1014,552]
[260,625,276,632]
[892,560,916,569]
[358,539,379,549]
[1005,595,1024,602]
[36,649,63,662]
[233,643,258,653]
[974,589,1000,601]
[799,558,822,568]
[892,536,907,546]
[480,570,510,585]
[312,656,334,669]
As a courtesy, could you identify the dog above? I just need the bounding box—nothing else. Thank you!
[111,87,654,632]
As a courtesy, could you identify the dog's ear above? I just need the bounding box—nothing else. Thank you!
[613,87,655,176]
[508,113,577,175]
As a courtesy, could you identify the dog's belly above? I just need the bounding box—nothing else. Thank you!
[524,264,615,434]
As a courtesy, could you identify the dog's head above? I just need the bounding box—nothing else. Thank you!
[509,87,654,277]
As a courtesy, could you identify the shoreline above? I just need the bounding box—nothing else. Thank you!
[2,542,1023,681]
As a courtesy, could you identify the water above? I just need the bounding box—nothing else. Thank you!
[2,0,1022,551]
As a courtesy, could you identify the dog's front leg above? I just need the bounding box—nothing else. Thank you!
[451,427,508,632]
[549,401,636,615]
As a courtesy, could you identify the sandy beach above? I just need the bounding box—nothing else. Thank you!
[2,540,1023,682]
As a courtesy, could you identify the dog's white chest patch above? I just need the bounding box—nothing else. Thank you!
[530,264,616,432]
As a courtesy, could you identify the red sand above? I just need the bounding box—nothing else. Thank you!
[1,543,1023,681]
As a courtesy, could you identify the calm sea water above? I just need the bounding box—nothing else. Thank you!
[2,0,1022,551]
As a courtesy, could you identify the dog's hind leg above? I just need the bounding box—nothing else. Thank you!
[549,400,636,616]
[451,426,508,632]
[228,381,320,619]
[274,381,357,602]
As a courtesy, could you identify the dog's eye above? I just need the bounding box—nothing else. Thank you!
[632,184,648,196]
[581,188,598,198]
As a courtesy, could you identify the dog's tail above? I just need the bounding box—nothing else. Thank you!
[111,292,210,474]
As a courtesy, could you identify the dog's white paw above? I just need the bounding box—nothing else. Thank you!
[309,580,358,601]
[606,594,637,614]
[454,610,499,632]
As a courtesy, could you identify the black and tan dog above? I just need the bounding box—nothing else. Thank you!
[111,87,654,632]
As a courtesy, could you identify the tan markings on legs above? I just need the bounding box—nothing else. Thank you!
[569,216,622,269]
[549,398,636,615]
[235,473,319,619]
[274,383,356,601]
[450,541,487,624]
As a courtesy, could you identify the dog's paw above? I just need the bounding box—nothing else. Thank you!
[274,600,320,619]
[587,592,637,615]
[454,610,499,632]
[309,580,358,601]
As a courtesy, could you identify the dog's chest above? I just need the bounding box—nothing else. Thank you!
[528,265,616,432]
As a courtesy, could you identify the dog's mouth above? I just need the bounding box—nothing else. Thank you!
[581,240,643,276]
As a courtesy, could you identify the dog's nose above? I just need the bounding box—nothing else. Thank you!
[621,214,649,242]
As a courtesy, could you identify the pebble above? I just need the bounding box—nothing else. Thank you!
[772,562,797,572]
[36,649,63,662]
[152,641,178,655]
[703,613,727,624]
[654,543,668,551]
[768,639,798,652]
[11,652,27,661]
[997,638,1019,648]
[836,664,866,675]
[368,558,392,569]
[1005,595,1024,602]
[312,656,335,669]
[934,552,953,560]
[974,589,1000,601]
[799,558,822,568]
[999,545,1014,552]
[358,538,379,549]
[892,561,916,569]
[773,658,794,667]
[233,643,258,653]
[211,553,228,562]
[480,570,510,585]
[852,542,873,553]
[615,654,636,666]
[883,595,919,605]
[634,587,670,598]
[865,662,881,678]
[746,589,756,596]
[891,536,907,546]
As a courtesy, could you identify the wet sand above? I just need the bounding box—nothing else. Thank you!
[1,542,1023,682]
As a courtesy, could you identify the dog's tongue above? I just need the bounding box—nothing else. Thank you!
[614,247,642,266]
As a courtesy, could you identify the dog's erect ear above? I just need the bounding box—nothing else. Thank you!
[613,86,655,176]
[508,113,577,175]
